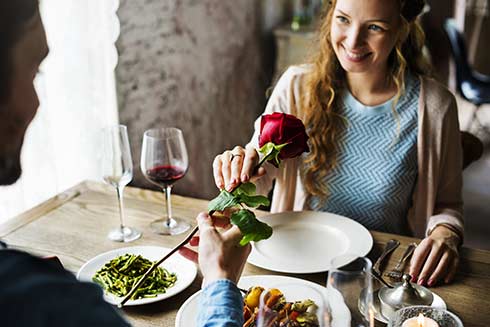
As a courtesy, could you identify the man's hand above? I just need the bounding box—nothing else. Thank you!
[179,212,251,286]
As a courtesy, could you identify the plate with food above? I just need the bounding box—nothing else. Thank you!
[77,246,197,306]
[175,275,326,327]
[247,211,373,273]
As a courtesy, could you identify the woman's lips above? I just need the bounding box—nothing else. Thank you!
[342,46,371,63]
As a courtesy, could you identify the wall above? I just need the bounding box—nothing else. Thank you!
[116,0,289,200]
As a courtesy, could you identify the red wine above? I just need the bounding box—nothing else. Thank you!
[146,165,186,187]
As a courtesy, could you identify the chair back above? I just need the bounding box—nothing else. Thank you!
[443,19,473,93]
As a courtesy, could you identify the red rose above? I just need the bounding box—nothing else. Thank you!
[259,112,309,160]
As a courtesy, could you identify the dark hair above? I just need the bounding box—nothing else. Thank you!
[401,0,425,22]
[0,0,39,103]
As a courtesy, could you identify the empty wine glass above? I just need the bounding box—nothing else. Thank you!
[325,254,374,327]
[256,283,327,327]
[101,125,141,242]
[140,127,190,235]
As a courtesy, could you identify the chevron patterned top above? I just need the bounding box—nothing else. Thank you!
[308,75,420,234]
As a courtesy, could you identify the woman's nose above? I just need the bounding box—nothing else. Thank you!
[345,27,364,49]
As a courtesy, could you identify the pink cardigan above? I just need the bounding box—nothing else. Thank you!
[248,66,464,239]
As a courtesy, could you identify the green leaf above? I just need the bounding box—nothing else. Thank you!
[238,194,270,208]
[258,142,288,168]
[207,190,240,212]
[232,183,269,208]
[232,182,256,196]
[231,209,273,246]
[258,142,276,158]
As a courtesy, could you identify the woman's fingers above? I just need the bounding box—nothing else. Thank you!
[409,239,431,282]
[417,243,444,286]
[229,147,246,191]
[212,155,225,189]
[221,151,233,191]
[445,255,459,284]
[212,146,262,191]
[427,251,451,286]
[241,148,259,182]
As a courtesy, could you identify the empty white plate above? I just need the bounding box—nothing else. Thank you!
[248,211,373,273]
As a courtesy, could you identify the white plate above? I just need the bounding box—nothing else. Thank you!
[175,275,326,327]
[77,246,197,306]
[248,211,373,273]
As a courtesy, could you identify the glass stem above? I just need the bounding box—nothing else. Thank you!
[116,186,126,232]
[164,185,173,227]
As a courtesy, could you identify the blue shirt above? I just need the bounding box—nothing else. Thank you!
[197,279,244,327]
[309,76,420,234]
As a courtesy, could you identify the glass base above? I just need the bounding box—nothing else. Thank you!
[108,226,142,242]
[150,218,190,235]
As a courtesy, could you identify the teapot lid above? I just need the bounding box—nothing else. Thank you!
[378,274,434,310]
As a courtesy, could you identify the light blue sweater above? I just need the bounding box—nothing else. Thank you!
[309,76,420,234]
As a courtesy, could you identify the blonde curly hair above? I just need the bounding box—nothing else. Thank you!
[300,0,432,199]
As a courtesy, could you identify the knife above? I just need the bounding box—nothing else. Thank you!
[373,239,400,275]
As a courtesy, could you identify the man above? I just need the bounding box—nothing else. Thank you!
[0,1,248,326]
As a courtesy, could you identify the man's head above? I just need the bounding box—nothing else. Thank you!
[0,0,48,185]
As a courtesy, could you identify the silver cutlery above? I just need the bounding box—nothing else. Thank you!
[373,239,400,275]
[385,243,417,280]
[371,268,394,288]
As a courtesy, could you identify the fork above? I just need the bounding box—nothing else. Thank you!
[384,243,417,280]
[373,239,400,275]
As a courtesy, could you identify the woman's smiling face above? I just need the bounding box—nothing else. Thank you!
[330,0,401,76]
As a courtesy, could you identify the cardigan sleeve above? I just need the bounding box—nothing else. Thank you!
[426,93,465,240]
[247,66,308,196]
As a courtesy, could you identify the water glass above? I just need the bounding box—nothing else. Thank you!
[101,125,141,242]
[325,254,374,327]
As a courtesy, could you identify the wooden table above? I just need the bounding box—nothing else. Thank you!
[1,181,489,327]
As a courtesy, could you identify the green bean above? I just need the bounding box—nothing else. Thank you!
[93,254,177,300]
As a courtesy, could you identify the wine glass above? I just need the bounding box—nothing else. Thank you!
[256,283,327,327]
[140,127,190,235]
[101,125,141,242]
[325,254,374,327]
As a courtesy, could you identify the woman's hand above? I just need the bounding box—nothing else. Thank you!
[409,225,461,287]
[178,212,251,286]
[212,146,266,192]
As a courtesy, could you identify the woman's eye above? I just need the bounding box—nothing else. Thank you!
[336,16,349,24]
[368,24,384,32]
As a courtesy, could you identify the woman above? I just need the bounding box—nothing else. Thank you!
[213,0,462,287]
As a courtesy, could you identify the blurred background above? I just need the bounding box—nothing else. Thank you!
[0,0,488,249]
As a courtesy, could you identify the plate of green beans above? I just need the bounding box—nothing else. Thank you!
[77,246,197,306]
